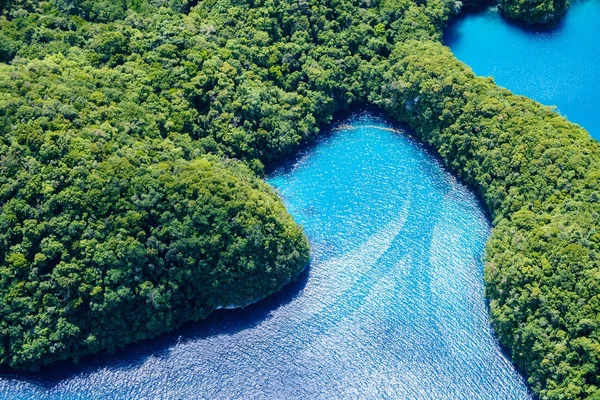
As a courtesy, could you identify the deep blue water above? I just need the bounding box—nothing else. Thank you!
[445,0,600,140]
[0,113,530,399]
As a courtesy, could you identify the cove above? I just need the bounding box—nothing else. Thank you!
[0,113,530,399]
[445,0,600,140]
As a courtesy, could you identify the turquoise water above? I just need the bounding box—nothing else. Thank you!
[0,113,530,399]
[445,0,600,140]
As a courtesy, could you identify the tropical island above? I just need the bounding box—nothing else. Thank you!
[498,0,570,25]
[0,0,598,398]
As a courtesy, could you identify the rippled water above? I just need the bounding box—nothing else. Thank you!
[445,0,600,140]
[0,113,530,399]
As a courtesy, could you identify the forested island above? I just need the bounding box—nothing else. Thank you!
[498,0,569,25]
[0,0,598,398]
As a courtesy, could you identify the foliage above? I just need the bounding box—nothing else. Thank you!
[499,0,569,25]
[0,0,598,398]
[370,39,600,399]
[0,5,315,369]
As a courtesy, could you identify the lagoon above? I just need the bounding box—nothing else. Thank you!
[445,0,600,140]
[0,113,530,399]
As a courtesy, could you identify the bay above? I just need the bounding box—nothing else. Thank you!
[445,0,600,140]
[0,112,530,399]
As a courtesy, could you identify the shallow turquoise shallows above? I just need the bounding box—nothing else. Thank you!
[0,113,530,399]
[445,0,600,140]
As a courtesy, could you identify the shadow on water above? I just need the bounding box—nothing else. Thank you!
[443,7,491,46]
[0,264,311,389]
[444,4,570,47]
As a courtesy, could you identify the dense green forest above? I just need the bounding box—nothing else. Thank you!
[498,0,569,25]
[0,0,598,398]
[369,40,600,399]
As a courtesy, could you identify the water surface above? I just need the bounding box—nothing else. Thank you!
[445,0,600,139]
[0,113,530,399]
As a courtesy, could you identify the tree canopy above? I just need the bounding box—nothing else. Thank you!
[499,0,569,25]
[0,0,598,398]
